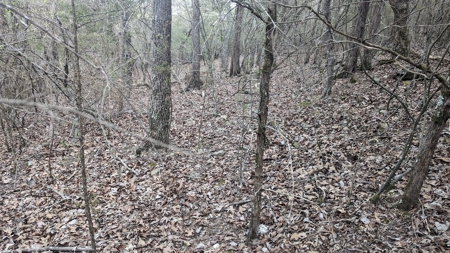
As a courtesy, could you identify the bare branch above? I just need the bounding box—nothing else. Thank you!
[0,246,93,253]
[275,2,450,89]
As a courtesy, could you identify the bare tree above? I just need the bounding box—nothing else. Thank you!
[70,0,96,251]
[389,0,410,56]
[230,5,244,76]
[303,0,322,65]
[118,0,134,111]
[399,93,450,210]
[136,0,172,155]
[344,0,370,77]
[220,1,232,72]
[186,0,203,90]
[248,2,276,242]
[321,0,335,98]
[361,0,385,70]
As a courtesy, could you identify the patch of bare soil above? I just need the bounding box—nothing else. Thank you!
[1,61,449,252]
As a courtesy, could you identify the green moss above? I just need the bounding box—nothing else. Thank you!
[296,101,312,108]
[216,178,225,187]
[370,194,380,204]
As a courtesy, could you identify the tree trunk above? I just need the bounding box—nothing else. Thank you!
[0,7,5,43]
[361,0,385,70]
[389,0,410,56]
[248,2,276,241]
[70,0,96,251]
[118,3,133,111]
[230,5,243,76]
[321,0,335,98]
[220,1,232,72]
[399,93,450,210]
[136,0,172,155]
[304,0,322,64]
[345,0,370,76]
[187,0,203,90]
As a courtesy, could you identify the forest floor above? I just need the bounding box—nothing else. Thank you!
[1,59,450,252]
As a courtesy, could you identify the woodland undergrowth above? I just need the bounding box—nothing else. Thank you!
[1,59,450,252]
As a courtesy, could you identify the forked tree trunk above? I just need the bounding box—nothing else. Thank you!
[187,0,203,90]
[321,0,335,98]
[136,0,172,155]
[389,0,410,56]
[230,5,243,76]
[248,2,276,241]
[399,93,450,210]
[345,0,370,76]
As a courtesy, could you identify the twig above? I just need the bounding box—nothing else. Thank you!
[363,68,413,121]
[265,195,278,223]
[47,186,69,200]
[64,170,78,184]
[266,124,295,221]
[0,98,185,153]
[392,167,412,184]
[275,2,450,90]
[0,246,93,253]
[373,88,440,200]
[215,199,251,213]
[263,188,316,204]
[115,157,139,176]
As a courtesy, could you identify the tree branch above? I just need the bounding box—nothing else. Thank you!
[275,2,450,90]
[230,0,266,23]
[0,246,93,253]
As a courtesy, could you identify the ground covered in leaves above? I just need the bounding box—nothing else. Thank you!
[1,60,450,252]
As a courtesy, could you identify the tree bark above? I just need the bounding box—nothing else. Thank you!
[0,7,5,43]
[136,0,172,155]
[399,92,450,210]
[118,2,133,111]
[361,0,385,70]
[186,0,203,90]
[345,0,370,76]
[229,5,243,76]
[70,0,96,251]
[389,0,410,56]
[248,2,276,241]
[220,1,232,72]
[321,0,335,98]
[304,0,322,64]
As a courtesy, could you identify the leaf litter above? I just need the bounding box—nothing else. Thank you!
[1,61,449,252]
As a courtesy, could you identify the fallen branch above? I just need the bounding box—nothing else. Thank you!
[115,156,139,176]
[264,188,316,204]
[1,246,93,253]
[47,186,69,200]
[392,167,412,185]
[215,199,251,213]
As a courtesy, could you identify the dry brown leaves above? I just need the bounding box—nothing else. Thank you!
[1,61,449,252]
